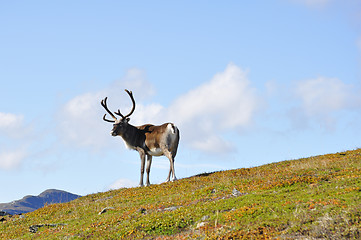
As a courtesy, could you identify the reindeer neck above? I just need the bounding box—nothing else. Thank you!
[120,123,144,149]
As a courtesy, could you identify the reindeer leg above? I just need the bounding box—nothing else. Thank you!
[170,158,177,182]
[146,155,152,186]
[171,151,177,182]
[138,149,146,187]
[166,167,172,183]
[163,148,177,182]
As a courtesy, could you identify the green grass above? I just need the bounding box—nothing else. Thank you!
[1,149,360,239]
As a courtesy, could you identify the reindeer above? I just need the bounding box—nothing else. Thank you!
[101,89,180,187]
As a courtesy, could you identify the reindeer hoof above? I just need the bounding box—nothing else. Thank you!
[164,177,177,183]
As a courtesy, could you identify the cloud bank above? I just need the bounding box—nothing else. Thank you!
[295,77,354,115]
[167,63,260,153]
[57,64,260,154]
[56,63,360,158]
[0,112,24,137]
[290,76,359,129]
[0,112,28,170]
[0,150,27,170]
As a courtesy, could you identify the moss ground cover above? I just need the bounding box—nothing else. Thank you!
[1,149,360,239]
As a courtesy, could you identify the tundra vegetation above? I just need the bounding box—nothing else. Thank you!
[1,149,360,239]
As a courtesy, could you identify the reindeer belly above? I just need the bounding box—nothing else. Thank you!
[147,148,163,156]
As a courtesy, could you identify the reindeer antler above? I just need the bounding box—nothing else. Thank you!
[101,97,117,123]
[114,89,136,119]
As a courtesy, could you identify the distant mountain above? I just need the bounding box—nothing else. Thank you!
[0,189,81,215]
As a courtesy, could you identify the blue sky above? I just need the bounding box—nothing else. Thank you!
[1,0,360,203]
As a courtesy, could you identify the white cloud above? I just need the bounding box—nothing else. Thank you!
[191,136,236,154]
[0,149,27,170]
[109,68,156,101]
[0,113,25,139]
[290,76,359,130]
[130,103,165,126]
[59,91,108,149]
[0,112,35,141]
[169,63,255,128]
[167,63,260,153]
[108,178,138,190]
[0,113,30,170]
[295,77,353,115]
[0,112,23,128]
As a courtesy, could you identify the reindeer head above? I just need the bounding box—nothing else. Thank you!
[101,89,136,137]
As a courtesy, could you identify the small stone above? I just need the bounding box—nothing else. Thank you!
[29,223,66,233]
[163,206,180,211]
[138,208,146,214]
[232,188,248,197]
[98,207,114,215]
[29,225,40,233]
[232,188,242,196]
[196,222,208,229]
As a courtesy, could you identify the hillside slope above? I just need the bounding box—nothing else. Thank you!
[0,189,81,215]
[1,149,360,239]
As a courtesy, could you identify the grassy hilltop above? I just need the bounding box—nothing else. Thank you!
[1,149,360,239]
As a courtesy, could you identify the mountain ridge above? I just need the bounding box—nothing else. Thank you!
[0,189,81,215]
